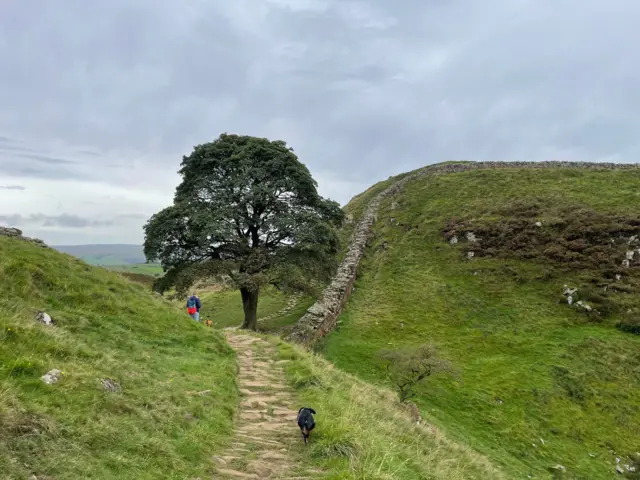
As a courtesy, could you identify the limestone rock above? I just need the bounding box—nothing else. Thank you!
[535,221,543,227]
[449,236,458,245]
[41,369,62,385]
[36,311,54,326]
[467,251,475,259]
[102,378,121,392]
[465,232,478,243]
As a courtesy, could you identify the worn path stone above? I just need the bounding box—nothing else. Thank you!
[213,332,321,480]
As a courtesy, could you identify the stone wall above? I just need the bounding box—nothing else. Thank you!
[286,160,640,347]
[0,226,48,247]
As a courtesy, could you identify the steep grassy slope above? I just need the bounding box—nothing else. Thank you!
[273,336,504,479]
[0,237,237,479]
[320,167,640,479]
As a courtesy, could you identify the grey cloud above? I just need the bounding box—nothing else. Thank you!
[1,0,640,243]
[0,213,113,228]
[0,185,25,190]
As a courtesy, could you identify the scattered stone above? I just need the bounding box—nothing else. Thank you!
[35,311,54,326]
[41,369,62,385]
[449,236,458,245]
[102,378,121,392]
[552,464,566,471]
[626,251,635,260]
[467,251,475,260]
[622,259,631,268]
[390,201,399,210]
[535,221,543,227]
[616,465,624,474]
[616,274,622,281]
[567,295,574,305]
[563,285,578,296]
[589,453,596,458]
[465,232,478,243]
[628,235,638,244]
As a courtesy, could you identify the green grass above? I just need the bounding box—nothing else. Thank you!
[0,237,238,479]
[107,263,164,276]
[320,167,640,479]
[272,337,504,479]
[196,285,292,329]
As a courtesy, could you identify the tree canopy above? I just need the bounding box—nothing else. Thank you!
[143,133,344,329]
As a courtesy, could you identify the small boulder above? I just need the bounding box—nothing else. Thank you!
[102,378,121,392]
[449,236,458,245]
[41,369,62,385]
[535,221,543,227]
[35,311,54,326]
[467,251,475,259]
[465,232,478,243]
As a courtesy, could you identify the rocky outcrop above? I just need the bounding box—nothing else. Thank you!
[0,227,47,247]
[287,161,640,347]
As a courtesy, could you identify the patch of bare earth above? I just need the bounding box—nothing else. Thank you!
[213,332,321,479]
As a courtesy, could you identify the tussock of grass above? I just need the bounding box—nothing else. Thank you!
[323,167,640,479]
[273,339,504,480]
[0,237,237,479]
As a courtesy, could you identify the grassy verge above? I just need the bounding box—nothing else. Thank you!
[0,237,237,479]
[320,167,640,479]
[196,285,292,329]
[272,337,504,479]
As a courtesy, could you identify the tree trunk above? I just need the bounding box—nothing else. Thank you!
[240,287,259,330]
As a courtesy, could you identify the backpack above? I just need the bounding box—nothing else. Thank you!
[187,296,197,314]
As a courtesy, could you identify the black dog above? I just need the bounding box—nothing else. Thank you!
[297,407,316,444]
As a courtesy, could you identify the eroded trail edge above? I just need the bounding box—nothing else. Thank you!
[213,332,317,480]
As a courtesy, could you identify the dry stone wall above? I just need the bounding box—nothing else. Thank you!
[287,160,640,347]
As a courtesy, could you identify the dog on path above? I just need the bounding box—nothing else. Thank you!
[297,407,316,444]
[204,319,213,327]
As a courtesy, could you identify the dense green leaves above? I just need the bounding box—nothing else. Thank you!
[144,133,343,329]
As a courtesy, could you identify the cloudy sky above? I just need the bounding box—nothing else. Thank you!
[1,0,639,245]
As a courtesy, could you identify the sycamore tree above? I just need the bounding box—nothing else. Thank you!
[143,133,344,330]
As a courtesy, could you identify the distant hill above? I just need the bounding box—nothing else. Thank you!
[52,244,146,265]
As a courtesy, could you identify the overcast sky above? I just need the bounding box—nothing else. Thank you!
[1,0,639,245]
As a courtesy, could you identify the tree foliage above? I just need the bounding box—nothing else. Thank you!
[378,344,454,403]
[143,133,344,329]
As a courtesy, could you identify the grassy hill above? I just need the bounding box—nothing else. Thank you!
[52,244,147,266]
[2,234,505,479]
[0,236,237,479]
[319,166,640,479]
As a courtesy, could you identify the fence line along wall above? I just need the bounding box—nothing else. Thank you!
[286,161,640,347]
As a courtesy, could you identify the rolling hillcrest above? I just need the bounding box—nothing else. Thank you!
[311,162,640,479]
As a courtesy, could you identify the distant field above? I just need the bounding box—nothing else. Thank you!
[52,244,146,265]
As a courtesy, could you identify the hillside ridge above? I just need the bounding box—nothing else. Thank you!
[288,160,640,346]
